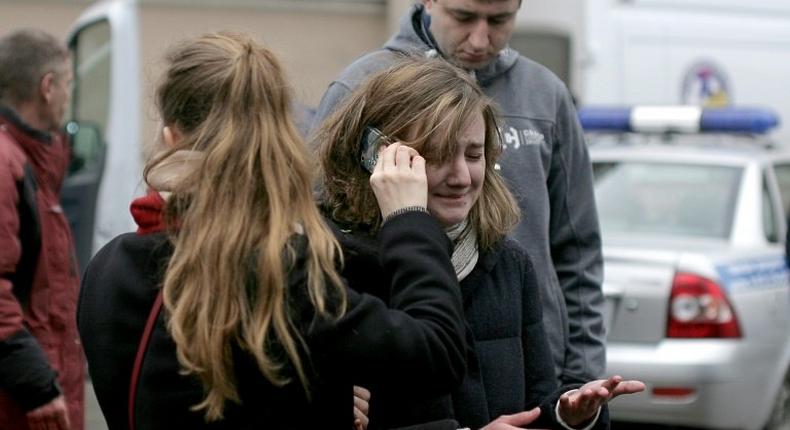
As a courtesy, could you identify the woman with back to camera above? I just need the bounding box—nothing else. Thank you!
[76,32,468,430]
[316,56,645,430]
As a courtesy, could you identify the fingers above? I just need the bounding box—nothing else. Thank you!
[499,407,541,426]
[27,413,57,430]
[369,141,428,218]
[353,386,370,430]
[353,408,368,430]
[394,143,414,172]
[353,385,371,403]
[559,376,646,427]
[559,387,607,427]
[560,390,573,411]
[600,374,623,391]
[353,393,369,415]
[588,375,646,399]
[378,143,420,171]
[411,152,425,176]
[372,141,392,174]
[27,416,43,430]
[28,396,71,430]
[56,407,71,430]
[611,380,646,398]
[480,408,543,430]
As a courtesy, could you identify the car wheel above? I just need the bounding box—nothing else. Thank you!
[765,369,790,430]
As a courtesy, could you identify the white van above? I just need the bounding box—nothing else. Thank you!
[63,0,141,272]
[62,0,386,270]
[511,0,790,141]
[63,0,790,268]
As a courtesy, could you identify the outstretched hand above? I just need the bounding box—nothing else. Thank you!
[369,142,427,220]
[480,407,546,430]
[558,375,646,427]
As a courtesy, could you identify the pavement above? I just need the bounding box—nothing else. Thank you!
[85,379,108,430]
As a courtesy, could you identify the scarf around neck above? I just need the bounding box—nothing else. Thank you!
[445,219,479,281]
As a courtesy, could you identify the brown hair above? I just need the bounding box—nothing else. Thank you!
[0,29,68,104]
[316,56,519,250]
[146,32,345,420]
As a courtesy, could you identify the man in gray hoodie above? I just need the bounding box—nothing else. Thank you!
[312,0,605,387]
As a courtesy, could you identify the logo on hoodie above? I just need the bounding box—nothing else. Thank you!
[501,126,545,150]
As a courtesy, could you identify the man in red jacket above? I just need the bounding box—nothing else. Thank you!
[0,29,82,430]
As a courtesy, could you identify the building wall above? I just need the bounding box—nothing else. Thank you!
[135,3,386,143]
[0,0,389,148]
[137,3,386,107]
[0,0,387,104]
[0,2,85,40]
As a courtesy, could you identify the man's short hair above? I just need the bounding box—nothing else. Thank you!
[0,29,68,105]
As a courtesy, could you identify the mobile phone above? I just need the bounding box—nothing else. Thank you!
[359,126,392,173]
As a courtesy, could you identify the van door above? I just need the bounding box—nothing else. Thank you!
[63,0,141,272]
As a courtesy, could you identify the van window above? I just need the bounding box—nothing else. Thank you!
[69,18,111,171]
[772,163,790,216]
[509,31,571,88]
[763,174,779,243]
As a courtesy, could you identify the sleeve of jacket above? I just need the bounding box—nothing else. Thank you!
[531,383,611,430]
[0,152,61,411]
[548,87,606,384]
[307,211,467,396]
[520,250,561,410]
[308,80,354,141]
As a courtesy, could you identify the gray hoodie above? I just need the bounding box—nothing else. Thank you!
[312,3,605,385]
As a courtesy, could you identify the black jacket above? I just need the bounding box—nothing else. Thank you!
[329,219,609,430]
[312,3,606,385]
[77,211,467,430]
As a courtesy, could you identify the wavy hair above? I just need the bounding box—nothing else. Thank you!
[145,32,345,420]
[316,55,519,250]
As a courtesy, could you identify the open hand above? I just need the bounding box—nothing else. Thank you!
[480,407,547,430]
[558,375,646,427]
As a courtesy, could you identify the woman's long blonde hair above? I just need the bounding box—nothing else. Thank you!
[145,32,345,421]
[316,56,519,250]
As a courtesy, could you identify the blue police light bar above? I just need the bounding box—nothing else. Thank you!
[578,106,780,134]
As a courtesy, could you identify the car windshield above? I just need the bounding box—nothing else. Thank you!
[593,161,743,239]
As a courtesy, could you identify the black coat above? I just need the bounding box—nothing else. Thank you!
[77,212,467,430]
[330,219,609,430]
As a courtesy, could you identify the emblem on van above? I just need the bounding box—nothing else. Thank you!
[681,60,731,108]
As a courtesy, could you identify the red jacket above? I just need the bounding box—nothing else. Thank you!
[0,106,84,430]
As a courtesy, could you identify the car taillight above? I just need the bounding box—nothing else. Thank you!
[667,272,741,338]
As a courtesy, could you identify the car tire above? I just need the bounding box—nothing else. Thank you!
[765,369,790,430]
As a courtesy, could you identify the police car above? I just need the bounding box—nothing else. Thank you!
[581,106,790,430]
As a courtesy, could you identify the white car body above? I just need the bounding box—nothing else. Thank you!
[590,134,790,430]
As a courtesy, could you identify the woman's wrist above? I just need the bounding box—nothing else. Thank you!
[382,205,428,224]
[555,389,602,430]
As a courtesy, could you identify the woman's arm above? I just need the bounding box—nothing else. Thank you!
[306,210,466,395]
[307,143,467,395]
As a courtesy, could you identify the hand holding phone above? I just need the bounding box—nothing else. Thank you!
[360,126,393,173]
[368,142,428,220]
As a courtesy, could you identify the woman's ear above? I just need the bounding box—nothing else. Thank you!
[162,125,182,148]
